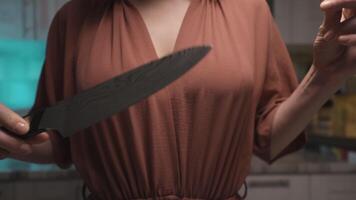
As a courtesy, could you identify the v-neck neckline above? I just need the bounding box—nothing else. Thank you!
[126,0,194,60]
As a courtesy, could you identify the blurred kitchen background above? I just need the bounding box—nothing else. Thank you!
[0,0,356,199]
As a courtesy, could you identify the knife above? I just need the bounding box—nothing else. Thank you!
[2,46,211,140]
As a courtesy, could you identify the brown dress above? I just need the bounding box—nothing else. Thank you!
[31,0,306,199]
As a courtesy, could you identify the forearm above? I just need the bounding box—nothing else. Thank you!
[9,141,54,164]
[270,65,347,159]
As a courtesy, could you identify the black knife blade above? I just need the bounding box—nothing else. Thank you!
[8,46,210,139]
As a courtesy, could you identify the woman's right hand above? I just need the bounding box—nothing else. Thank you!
[0,103,49,159]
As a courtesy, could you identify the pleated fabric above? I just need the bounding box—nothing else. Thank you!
[31,0,306,199]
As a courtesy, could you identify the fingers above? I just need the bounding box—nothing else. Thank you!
[0,128,32,155]
[319,1,343,41]
[342,8,355,20]
[26,132,50,145]
[0,126,49,158]
[321,0,356,11]
[21,116,50,144]
[0,105,50,157]
[322,7,342,29]
[321,0,356,22]
[326,15,356,45]
[338,15,356,35]
[0,103,29,135]
[319,1,356,43]
[338,34,356,45]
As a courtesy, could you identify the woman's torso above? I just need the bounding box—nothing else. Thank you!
[54,0,273,199]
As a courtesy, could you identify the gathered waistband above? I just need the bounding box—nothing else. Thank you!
[84,182,247,200]
[88,194,242,200]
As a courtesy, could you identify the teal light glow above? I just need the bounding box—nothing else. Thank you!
[0,39,62,171]
[0,39,45,110]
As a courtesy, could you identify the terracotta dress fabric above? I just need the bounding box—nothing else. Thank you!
[31,0,307,199]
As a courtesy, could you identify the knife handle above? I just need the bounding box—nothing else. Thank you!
[0,109,46,140]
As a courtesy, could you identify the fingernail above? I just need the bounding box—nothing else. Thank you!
[20,144,31,155]
[16,122,28,133]
[320,0,331,8]
[339,35,347,41]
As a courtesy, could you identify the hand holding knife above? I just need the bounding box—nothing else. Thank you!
[0,105,47,158]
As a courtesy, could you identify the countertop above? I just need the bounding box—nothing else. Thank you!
[1,162,356,182]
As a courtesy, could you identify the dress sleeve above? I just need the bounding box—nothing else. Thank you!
[253,7,307,164]
[30,7,72,169]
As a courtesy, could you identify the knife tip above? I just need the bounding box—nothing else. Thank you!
[196,45,212,54]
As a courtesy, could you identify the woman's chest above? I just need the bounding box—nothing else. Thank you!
[74,2,257,99]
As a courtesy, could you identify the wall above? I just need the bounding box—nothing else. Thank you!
[274,0,324,45]
[0,0,324,43]
[0,0,67,40]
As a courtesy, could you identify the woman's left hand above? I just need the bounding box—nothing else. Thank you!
[313,0,356,81]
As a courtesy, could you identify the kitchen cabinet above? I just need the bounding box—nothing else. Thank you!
[0,183,15,200]
[310,174,356,200]
[245,175,309,200]
[13,180,83,200]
